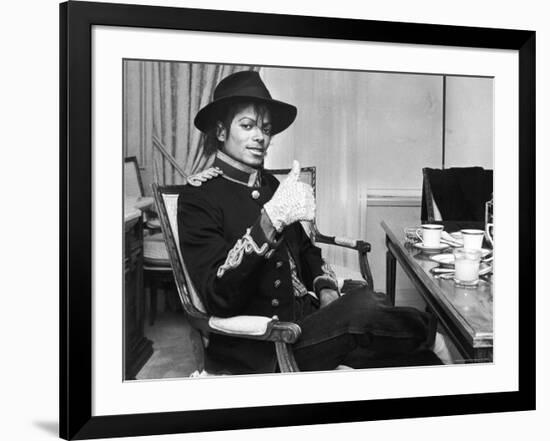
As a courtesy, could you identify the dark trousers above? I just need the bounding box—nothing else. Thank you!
[292,288,441,371]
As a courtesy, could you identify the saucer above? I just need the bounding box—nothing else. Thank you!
[477,248,493,258]
[430,249,492,266]
[413,243,450,253]
[430,253,455,267]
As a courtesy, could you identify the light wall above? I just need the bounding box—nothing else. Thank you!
[445,76,494,168]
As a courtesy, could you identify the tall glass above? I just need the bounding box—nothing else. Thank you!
[453,248,482,286]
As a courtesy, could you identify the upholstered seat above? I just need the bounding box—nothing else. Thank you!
[143,232,170,266]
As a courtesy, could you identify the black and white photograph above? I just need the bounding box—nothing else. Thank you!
[1,0,545,437]
[52,1,537,439]
[123,60,495,380]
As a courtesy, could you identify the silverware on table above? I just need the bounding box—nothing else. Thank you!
[430,267,455,274]
[432,265,493,279]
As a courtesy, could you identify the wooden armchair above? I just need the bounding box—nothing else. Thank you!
[152,184,302,373]
[266,167,374,290]
[124,156,161,230]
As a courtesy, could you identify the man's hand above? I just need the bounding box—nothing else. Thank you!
[319,288,339,308]
[264,160,315,232]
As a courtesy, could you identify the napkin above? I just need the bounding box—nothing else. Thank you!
[441,231,463,247]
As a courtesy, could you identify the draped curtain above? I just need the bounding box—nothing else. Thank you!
[123,61,259,191]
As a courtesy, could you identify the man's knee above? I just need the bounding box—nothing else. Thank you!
[340,287,391,309]
[294,333,357,371]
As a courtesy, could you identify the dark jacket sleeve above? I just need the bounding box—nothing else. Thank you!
[178,189,279,317]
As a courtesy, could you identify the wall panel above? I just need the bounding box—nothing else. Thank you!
[445,76,494,168]
[365,73,443,191]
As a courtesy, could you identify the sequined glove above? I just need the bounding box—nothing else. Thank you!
[264,160,316,232]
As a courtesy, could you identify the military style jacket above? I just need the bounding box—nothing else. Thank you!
[177,152,337,374]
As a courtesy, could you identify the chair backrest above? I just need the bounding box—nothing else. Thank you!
[265,166,317,198]
[152,184,208,319]
[124,156,144,198]
[421,167,493,223]
[421,169,442,222]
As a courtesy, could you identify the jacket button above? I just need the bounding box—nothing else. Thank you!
[271,299,280,307]
[276,261,283,268]
[274,279,281,288]
[251,190,260,199]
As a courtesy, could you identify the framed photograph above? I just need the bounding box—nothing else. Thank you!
[60,1,535,439]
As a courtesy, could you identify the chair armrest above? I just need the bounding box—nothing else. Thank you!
[208,315,301,344]
[315,231,374,289]
[315,232,371,253]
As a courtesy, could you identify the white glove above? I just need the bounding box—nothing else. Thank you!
[264,160,316,232]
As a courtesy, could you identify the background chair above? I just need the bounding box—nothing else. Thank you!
[421,167,493,224]
[125,156,176,325]
[152,184,302,373]
[266,166,374,290]
[124,156,161,230]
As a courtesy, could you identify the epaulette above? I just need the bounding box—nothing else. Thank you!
[186,167,223,187]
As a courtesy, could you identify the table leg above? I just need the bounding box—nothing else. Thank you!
[386,246,396,306]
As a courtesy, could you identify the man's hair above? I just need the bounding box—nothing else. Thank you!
[202,101,271,155]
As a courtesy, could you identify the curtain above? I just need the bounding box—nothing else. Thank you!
[123,61,259,191]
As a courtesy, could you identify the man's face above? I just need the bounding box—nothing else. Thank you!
[218,104,272,169]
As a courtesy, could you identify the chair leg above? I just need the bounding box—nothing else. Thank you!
[275,341,300,372]
[164,279,179,312]
[386,250,397,306]
[149,277,157,326]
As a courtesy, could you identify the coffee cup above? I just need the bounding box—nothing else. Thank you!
[416,224,443,247]
[461,229,485,250]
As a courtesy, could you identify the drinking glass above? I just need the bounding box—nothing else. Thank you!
[453,248,482,286]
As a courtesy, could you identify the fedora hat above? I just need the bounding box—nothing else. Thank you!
[194,71,297,135]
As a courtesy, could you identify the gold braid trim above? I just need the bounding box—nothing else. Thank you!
[217,228,269,278]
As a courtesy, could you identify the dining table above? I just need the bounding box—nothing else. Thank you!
[381,221,493,363]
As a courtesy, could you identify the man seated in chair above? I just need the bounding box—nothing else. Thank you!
[178,71,452,374]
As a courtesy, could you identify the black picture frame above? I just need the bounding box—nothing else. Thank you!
[60,1,536,439]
